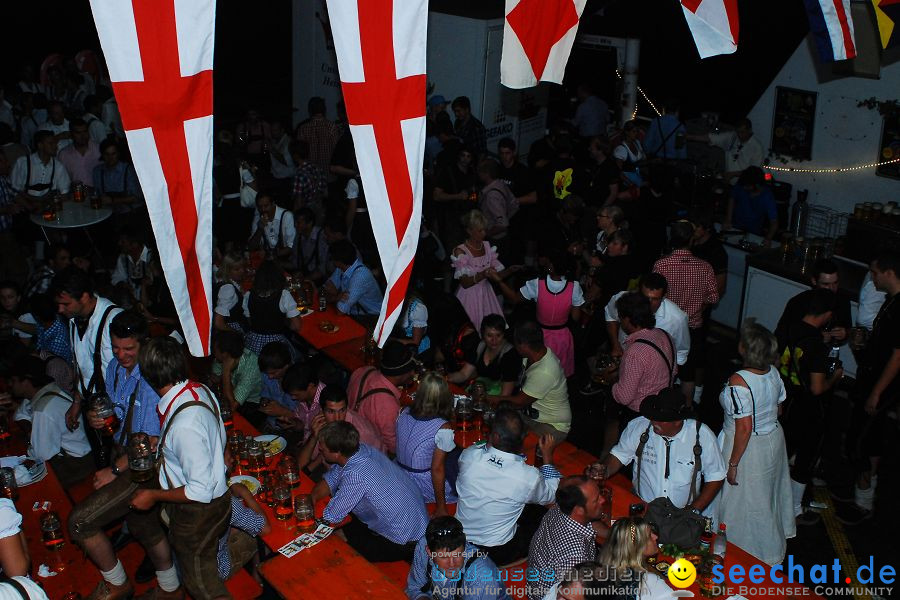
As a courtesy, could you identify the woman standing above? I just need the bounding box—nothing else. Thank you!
[243,261,303,358]
[613,121,646,190]
[593,205,626,257]
[598,517,676,600]
[394,373,458,517]
[717,319,795,566]
[493,250,583,378]
[451,210,507,331]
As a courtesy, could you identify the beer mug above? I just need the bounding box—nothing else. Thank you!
[127,433,155,485]
[272,485,293,521]
[0,467,17,501]
[277,455,301,490]
[227,430,245,471]
[245,440,266,476]
[294,494,316,533]
[89,393,119,437]
[218,397,234,432]
[585,462,608,485]
[455,396,474,432]
[41,511,65,551]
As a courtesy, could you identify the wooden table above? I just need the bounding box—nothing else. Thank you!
[320,335,368,373]
[299,306,367,349]
[232,414,407,599]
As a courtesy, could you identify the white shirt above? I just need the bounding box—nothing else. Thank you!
[857,273,886,330]
[251,206,296,250]
[157,381,228,502]
[10,153,72,197]
[69,296,123,395]
[455,442,561,547]
[520,277,585,306]
[29,383,91,461]
[610,417,726,514]
[84,112,111,145]
[269,134,296,179]
[241,289,301,319]
[605,291,690,365]
[214,280,243,317]
[38,118,72,150]
[110,246,153,297]
[708,132,764,181]
[102,98,124,138]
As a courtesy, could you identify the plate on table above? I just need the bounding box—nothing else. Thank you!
[228,475,261,496]
[318,320,340,333]
[254,434,287,457]
[0,456,46,487]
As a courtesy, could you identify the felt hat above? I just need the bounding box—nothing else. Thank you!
[639,388,693,422]
[380,340,416,377]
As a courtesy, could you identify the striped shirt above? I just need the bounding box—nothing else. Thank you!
[323,443,428,545]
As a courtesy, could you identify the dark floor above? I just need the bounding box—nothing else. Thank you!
[569,324,899,600]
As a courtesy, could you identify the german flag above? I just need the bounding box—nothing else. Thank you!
[872,0,900,49]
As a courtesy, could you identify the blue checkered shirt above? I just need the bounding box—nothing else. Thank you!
[327,258,383,316]
[104,360,161,442]
[323,443,429,544]
[35,318,72,363]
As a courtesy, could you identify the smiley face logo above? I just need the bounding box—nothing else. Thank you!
[668,558,697,588]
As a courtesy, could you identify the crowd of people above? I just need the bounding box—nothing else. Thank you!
[0,54,896,600]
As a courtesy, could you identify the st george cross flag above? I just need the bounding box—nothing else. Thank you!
[680,0,740,58]
[804,0,856,61]
[501,0,588,89]
[88,0,215,357]
[324,0,426,345]
[872,0,900,49]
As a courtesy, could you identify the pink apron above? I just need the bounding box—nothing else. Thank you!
[536,277,575,377]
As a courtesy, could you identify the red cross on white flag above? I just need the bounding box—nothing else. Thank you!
[89,0,215,357]
[325,0,426,345]
[680,0,740,58]
[501,0,588,89]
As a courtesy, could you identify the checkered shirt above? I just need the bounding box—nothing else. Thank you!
[653,249,719,328]
[296,117,341,169]
[218,495,266,579]
[612,328,677,412]
[36,318,72,364]
[0,175,13,232]
[527,506,597,600]
[292,162,327,209]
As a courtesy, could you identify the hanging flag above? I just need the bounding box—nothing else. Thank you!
[500,0,588,89]
[804,0,856,61]
[89,0,215,357]
[679,0,740,58]
[324,0,426,345]
[872,0,900,49]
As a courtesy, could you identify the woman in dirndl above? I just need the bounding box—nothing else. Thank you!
[717,318,795,566]
[243,261,303,360]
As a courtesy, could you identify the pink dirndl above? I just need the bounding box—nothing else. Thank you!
[451,242,504,331]
[537,277,575,377]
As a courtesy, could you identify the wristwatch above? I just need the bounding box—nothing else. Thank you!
[690,507,701,516]
[111,464,122,477]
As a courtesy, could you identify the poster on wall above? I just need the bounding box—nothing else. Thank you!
[876,111,900,180]
[771,87,817,160]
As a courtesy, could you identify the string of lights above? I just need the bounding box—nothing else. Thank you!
[613,70,897,175]
[763,157,900,174]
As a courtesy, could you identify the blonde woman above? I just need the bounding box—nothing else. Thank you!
[451,209,515,331]
[598,517,676,600]
[394,373,458,517]
[214,251,248,333]
[717,319,794,566]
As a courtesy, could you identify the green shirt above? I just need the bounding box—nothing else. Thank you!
[212,348,262,406]
[521,348,572,433]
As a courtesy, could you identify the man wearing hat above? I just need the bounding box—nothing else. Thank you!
[345,340,416,454]
[603,388,726,516]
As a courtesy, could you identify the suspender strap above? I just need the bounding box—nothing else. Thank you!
[157,394,219,488]
[634,424,652,499]
[118,385,140,445]
[353,367,392,411]
[686,420,703,505]
[633,331,676,387]
[71,304,118,399]
[0,574,30,600]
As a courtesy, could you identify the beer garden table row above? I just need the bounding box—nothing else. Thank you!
[297,306,826,600]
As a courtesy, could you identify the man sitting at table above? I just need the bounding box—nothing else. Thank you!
[455,408,561,567]
[129,337,231,600]
[68,312,179,600]
[323,239,383,316]
[110,227,153,302]
[603,388,726,518]
[255,362,321,443]
[346,340,414,455]
[297,384,384,477]
[526,476,606,600]
[313,420,428,562]
[487,321,571,443]
[8,355,94,488]
[406,516,511,600]
[252,341,296,434]
[210,329,262,412]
